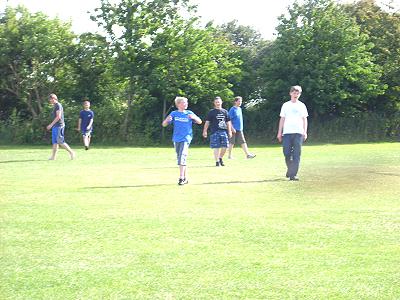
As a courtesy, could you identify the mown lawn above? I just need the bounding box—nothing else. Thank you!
[0,143,399,299]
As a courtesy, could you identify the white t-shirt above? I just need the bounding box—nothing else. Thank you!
[279,100,308,135]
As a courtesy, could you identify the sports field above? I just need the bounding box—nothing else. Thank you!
[1,143,399,299]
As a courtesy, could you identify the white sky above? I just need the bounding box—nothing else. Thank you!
[1,0,399,39]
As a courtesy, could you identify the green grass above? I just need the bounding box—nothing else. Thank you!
[1,143,399,299]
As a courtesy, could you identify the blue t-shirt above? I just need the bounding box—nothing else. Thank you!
[80,109,94,131]
[168,110,197,143]
[228,106,243,131]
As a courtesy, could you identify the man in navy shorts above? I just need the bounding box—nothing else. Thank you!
[203,97,233,166]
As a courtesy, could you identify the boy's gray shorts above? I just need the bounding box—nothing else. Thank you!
[174,142,189,166]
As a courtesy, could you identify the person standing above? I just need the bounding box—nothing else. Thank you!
[277,86,308,181]
[203,97,233,167]
[162,97,202,185]
[46,93,75,160]
[228,96,256,159]
[77,99,94,150]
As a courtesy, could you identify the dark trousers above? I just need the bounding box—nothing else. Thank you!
[282,133,304,178]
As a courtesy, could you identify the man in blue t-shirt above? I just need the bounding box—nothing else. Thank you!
[228,96,256,159]
[162,97,202,185]
[77,99,94,150]
[46,93,75,160]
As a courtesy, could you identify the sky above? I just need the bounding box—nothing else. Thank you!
[0,0,300,39]
[1,0,399,39]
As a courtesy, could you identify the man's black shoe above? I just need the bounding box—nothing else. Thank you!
[216,162,220,167]
[289,176,299,181]
[219,158,225,166]
[286,171,290,178]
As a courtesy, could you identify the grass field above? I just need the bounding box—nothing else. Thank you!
[1,143,399,299]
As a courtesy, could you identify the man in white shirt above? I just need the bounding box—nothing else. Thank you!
[277,86,308,181]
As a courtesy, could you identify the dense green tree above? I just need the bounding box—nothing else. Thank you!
[92,0,241,142]
[216,20,269,102]
[259,0,385,119]
[344,0,400,115]
[0,6,75,119]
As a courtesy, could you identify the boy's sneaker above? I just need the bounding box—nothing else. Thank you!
[216,162,220,167]
[85,146,89,150]
[183,178,188,184]
[178,178,185,185]
[289,176,299,181]
[286,171,290,178]
[247,154,256,159]
[219,158,225,166]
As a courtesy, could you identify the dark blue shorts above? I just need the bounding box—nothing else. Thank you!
[210,131,229,149]
[52,126,65,144]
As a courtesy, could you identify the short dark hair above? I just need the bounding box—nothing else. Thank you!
[234,96,242,102]
[214,96,222,101]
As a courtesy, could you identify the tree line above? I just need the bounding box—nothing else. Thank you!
[0,0,399,145]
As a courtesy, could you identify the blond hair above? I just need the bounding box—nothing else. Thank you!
[174,96,188,106]
[290,85,302,93]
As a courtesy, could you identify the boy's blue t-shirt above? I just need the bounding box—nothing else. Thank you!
[228,106,243,131]
[80,109,94,131]
[168,110,197,143]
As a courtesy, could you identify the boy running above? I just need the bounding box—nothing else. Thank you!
[77,99,94,150]
[202,97,233,166]
[162,97,202,185]
[46,93,75,160]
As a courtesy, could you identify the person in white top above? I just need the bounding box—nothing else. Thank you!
[277,86,308,181]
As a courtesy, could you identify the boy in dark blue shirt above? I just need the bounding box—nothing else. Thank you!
[162,97,202,185]
[77,99,94,150]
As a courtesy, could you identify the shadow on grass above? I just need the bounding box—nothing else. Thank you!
[85,178,285,189]
[371,171,400,177]
[0,159,47,164]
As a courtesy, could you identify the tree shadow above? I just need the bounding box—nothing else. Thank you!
[0,159,47,164]
[371,171,400,177]
[85,178,285,189]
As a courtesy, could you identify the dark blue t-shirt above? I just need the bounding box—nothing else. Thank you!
[168,110,197,143]
[80,109,94,131]
[228,106,243,131]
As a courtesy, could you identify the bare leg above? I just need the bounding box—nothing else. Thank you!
[49,144,59,160]
[241,143,250,156]
[228,144,234,159]
[213,148,220,162]
[60,143,75,159]
[87,135,91,147]
[179,165,187,179]
[220,147,227,158]
[83,136,89,148]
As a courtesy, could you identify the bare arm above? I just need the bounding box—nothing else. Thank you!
[87,118,94,130]
[189,114,202,125]
[277,117,285,143]
[203,121,210,138]
[46,111,61,130]
[227,121,233,138]
[162,115,172,127]
[77,118,81,131]
[303,117,308,141]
